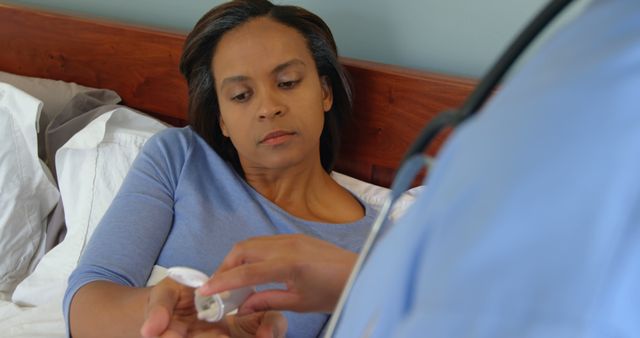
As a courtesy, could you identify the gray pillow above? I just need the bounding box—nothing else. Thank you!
[0,71,119,160]
[0,71,100,123]
[43,90,123,252]
[45,89,122,176]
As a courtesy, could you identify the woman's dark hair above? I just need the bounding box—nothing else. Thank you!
[179,0,352,176]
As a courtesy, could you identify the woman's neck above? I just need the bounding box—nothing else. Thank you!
[242,161,363,223]
[244,160,328,206]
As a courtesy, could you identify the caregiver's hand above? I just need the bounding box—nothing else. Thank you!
[198,234,357,314]
[141,277,287,338]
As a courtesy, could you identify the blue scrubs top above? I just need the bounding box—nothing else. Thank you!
[335,0,640,337]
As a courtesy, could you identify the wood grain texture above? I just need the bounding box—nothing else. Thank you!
[0,4,189,120]
[0,4,476,187]
[338,58,475,186]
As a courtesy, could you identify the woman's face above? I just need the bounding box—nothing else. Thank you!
[212,17,333,173]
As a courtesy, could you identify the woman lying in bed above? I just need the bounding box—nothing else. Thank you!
[64,0,376,337]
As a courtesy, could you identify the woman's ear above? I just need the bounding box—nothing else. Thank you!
[321,76,333,112]
[219,117,229,137]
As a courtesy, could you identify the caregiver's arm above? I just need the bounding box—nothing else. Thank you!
[199,234,357,314]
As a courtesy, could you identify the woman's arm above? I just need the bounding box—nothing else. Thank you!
[70,278,288,338]
[64,130,188,336]
[199,234,357,314]
[69,281,151,337]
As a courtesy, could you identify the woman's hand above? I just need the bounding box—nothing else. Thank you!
[140,277,201,337]
[140,277,286,337]
[198,234,357,314]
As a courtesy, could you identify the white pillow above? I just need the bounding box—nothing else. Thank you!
[0,83,59,300]
[331,172,423,221]
[11,107,167,306]
[0,71,101,126]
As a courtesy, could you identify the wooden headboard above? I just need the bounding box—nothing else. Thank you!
[0,4,476,187]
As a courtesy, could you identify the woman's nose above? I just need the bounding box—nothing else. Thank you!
[257,91,286,120]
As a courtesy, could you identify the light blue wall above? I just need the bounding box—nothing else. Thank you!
[2,0,588,77]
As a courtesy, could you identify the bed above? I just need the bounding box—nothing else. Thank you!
[0,3,476,336]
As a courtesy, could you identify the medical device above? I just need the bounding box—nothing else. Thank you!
[323,0,576,336]
[167,266,255,322]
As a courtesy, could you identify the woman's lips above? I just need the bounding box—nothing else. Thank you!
[260,130,296,145]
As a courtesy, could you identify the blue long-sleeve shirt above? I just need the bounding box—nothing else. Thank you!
[64,127,377,338]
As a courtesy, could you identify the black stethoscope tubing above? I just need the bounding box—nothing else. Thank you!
[401,0,576,165]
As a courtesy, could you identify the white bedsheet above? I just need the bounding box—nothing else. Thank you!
[0,300,65,337]
[0,265,166,337]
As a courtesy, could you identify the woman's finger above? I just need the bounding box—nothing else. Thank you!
[140,305,171,337]
[140,282,180,337]
[256,311,287,338]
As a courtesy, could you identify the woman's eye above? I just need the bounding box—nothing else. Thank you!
[278,80,299,89]
[231,91,250,102]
